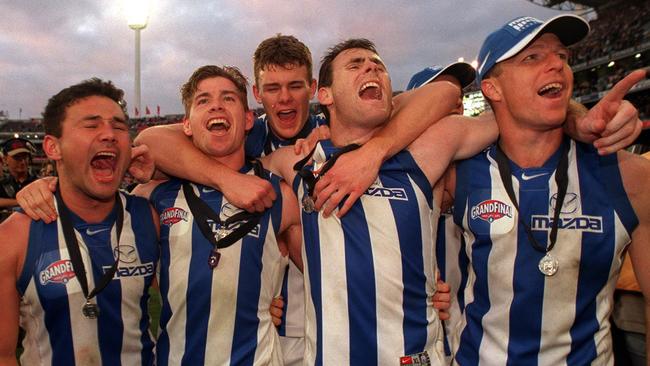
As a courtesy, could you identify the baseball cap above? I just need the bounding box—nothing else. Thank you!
[2,138,36,157]
[406,62,476,91]
[476,14,590,81]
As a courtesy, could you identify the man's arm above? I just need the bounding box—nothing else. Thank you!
[619,150,650,364]
[0,213,30,366]
[277,181,303,271]
[0,197,18,208]
[313,79,462,216]
[135,124,275,212]
[565,69,646,154]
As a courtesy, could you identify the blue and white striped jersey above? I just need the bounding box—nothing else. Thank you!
[18,193,158,366]
[453,140,638,365]
[245,113,326,341]
[151,165,287,366]
[294,140,446,366]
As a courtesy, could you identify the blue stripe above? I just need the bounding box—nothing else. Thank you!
[18,220,45,294]
[567,144,616,364]
[180,187,222,365]
[341,202,378,365]
[455,151,493,366]
[32,221,76,365]
[384,159,429,355]
[278,265,290,336]
[506,175,549,365]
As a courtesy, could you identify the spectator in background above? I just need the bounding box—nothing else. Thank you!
[0,137,37,208]
[38,160,56,178]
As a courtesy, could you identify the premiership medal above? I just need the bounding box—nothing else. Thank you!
[538,253,559,276]
[82,301,100,319]
[215,227,231,240]
[208,248,221,269]
[302,195,315,213]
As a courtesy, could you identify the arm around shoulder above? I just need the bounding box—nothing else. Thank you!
[0,213,31,365]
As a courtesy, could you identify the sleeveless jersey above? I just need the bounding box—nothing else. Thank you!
[245,113,327,158]
[435,206,466,360]
[453,140,638,365]
[294,140,445,366]
[17,192,158,366]
[151,165,287,366]
[245,113,326,340]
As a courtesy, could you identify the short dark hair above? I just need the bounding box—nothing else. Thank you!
[42,78,127,137]
[317,38,378,120]
[253,34,313,86]
[180,65,249,117]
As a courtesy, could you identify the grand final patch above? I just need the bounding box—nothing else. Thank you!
[39,259,76,285]
[160,207,189,226]
[471,199,513,223]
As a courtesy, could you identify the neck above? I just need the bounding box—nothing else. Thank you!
[498,125,564,168]
[329,117,382,147]
[58,179,115,224]
[211,149,246,172]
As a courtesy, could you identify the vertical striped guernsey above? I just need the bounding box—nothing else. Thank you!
[151,165,286,366]
[18,192,158,366]
[295,140,446,365]
[452,140,638,365]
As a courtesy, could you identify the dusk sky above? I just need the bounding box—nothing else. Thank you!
[0,0,576,119]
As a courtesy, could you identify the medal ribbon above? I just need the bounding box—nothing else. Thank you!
[181,160,264,252]
[293,143,361,198]
[494,140,569,254]
[55,187,123,306]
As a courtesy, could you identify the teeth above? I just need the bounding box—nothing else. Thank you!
[207,118,229,129]
[538,83,562,94]
[96,152,116,158]
[360,81,379,93]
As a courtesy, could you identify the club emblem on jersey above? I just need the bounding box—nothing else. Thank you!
[471,199,513,223]
[160,207,189,226]
[39,259,76,285]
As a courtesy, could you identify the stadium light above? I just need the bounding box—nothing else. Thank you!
[126,0,150,118]
[458,57,465,62]
[635,53,641,59]
[607,61,615,68]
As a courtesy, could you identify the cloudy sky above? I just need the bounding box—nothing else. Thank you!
[0,0,577,119]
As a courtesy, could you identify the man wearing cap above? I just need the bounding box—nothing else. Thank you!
[449,14,650,364]
[0,137,38,208]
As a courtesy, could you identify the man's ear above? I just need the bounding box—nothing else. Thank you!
[244,110,254,132]
[43,135,62,160]
[317,86,333,107]
[182,118,193,137]
[309,78,317,99]
[253,84,262,104]
[481,78,502,103]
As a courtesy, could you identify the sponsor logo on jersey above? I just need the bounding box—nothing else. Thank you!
[471,199,513,223]
[364,185,408,201]
[160,207,189,226]
[40,259,76,285]
[530,214,603,233]
[104,262,155,278]
[550,192,579,214]
[114,245,138,264]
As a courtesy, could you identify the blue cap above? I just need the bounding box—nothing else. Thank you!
[406,62,476,91]
[476,14,589,81]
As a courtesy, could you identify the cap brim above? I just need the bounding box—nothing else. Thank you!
[7,148,31,156]
[497,14,590,63]
[420,62,477,89]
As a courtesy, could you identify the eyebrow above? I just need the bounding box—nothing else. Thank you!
[347,56,386,68]
[83,114,126,123]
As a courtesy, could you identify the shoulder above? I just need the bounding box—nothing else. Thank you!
[618,151,650,208]
[0,212,32,276]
